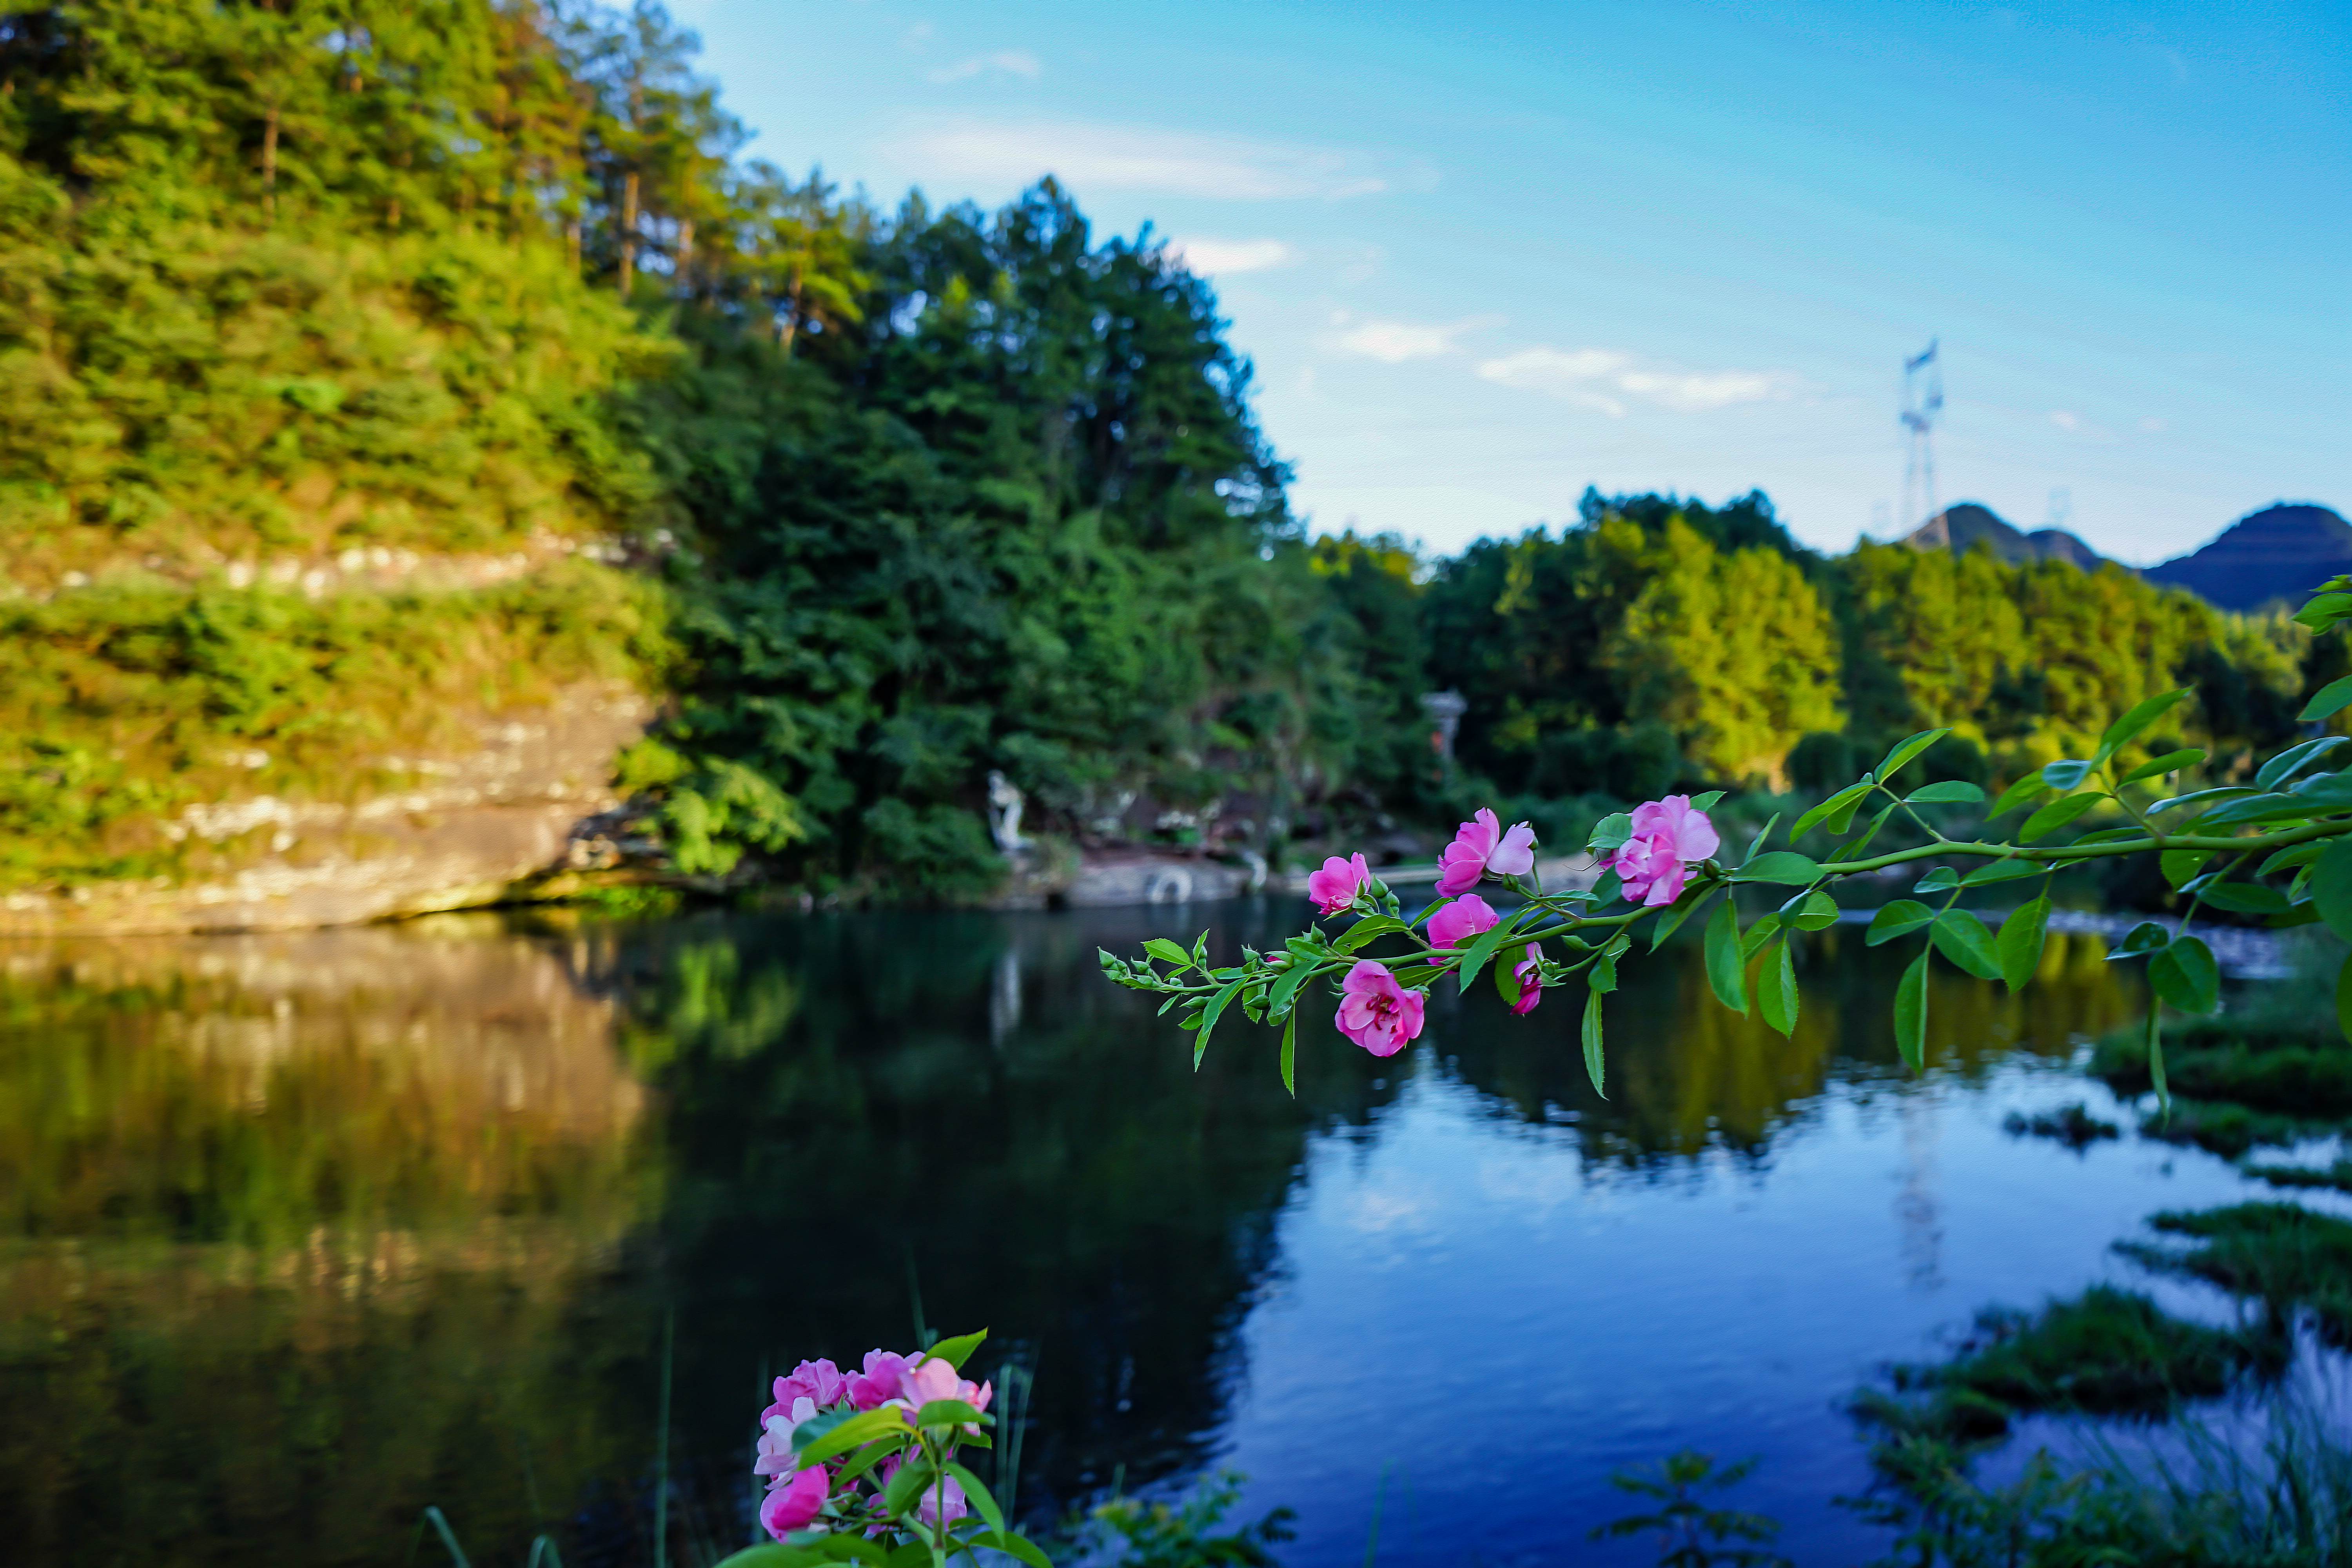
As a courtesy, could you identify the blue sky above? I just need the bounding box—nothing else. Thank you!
[669,0,2348,563]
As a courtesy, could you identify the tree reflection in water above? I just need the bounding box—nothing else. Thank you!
[0,902,2137,1567]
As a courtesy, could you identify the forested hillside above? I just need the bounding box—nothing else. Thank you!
[0,0,2340,909]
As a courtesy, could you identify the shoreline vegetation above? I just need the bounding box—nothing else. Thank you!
[0,0,2344,919]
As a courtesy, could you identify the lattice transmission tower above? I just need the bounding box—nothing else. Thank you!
[1901,339,1943,532]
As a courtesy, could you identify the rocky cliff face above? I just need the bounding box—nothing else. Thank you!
[0,682,652,936]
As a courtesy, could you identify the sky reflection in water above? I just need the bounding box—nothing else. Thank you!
[0,901,2285,1565]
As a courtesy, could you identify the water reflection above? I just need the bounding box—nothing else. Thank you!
[0,902,2151,1567]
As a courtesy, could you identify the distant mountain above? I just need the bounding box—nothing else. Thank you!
[2142,503,2352,613]
[1902,502,2115,571]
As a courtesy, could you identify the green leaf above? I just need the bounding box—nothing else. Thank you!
[1266,959,1314,1020]
[1990,773,2053,816]
[1757,941,1800,1037]
[2191,791,2298,829]
[912,1399,989,1430]
[879,1455,937,1517]
[1741,812,1782,865]
[1456,913,1521,989]
[1689,789,1726,813]
[1589,947,1619,995]
[2020,791,2103,842]
[1336,915,1406,952]
[2148,937,2220,1015]
[921,1329,989,1372]
[1740,913,1784,960]
[2107,921,2169,960]
[1914,866,1959,894]
[1930,911,2003,981]
[2042,759,2094,791]
[1142,938,1191,967]
[2148,1008,2168,1116]
[1867,900,1937,946]
[1582,988,1607,1098]
[1906,780,1987,805]
[2199,882,2291,916]
[2149,786,2259,817]
[709,1548,822,1568]
[2256,736,2348,790]
[1825,788,1868,836]
[972,1534,1053,1568]
[1997,896,2050,991]
[2160,849,2214,888]
[800,1408,913,1466]
[943,1463,1007,1535]
[1494,943,1525,1006]
[2296,593,2352,633]
[1960,858,2045,887]
[1794,783,1873,841]
[1592,868,1624,904]
[1279,1007,1297,1097]
[2302,673,2352,724]
[1194,978,1244,1068]
[1703,900,1749,1015]
[2259,842,2327,878]
[1648,888,1713,951]
[2339,953,2352,1048]
[1828,802,1900,863]
[2311,838,2352,943]
[1876,728,1951,785]
[1785,889,1840,930]
[1731,851,1822,885]
[2120,748,2207,786]
[1588,812,1634,853]
[2096,688,2190,760]
[1894,951,1929,1072]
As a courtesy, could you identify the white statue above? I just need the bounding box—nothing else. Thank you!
[986,770,1027,853]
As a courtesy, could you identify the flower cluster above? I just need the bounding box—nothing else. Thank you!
[1316,799,1717,1053]
[749,1338,1005,1548]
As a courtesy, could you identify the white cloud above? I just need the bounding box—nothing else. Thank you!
[904,121,1391,200]
[1477,345,1787,416]
[1617,369,1780,412]
[1169,238,1294,276]
[928,50,1041,83]
[2050,410,2082,431]
[1329,314,1500,364]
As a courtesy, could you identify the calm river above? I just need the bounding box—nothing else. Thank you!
[0,900,2277,1564]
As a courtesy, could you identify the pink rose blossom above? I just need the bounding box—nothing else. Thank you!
[895,1356,993,1431]
[1436,809,1537,895]
[1608,795,1721,908]
[1425,894,1499,952]
[1509,944,1543,1015]
[916,1474,969,1528]
[848,1349,913,1411]
[1307,853,1372,915]
[1335,959,1425,1058]
[764,1358,846,1423]
[755,1396,819,1477]
[759,1464,829,1539]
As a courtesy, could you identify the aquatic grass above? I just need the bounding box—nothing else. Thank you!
[2125,1201,2352,1346]
[2244,1157,2352,1193]
[2131,1096,2339,1159]
[2000,1102,2118,1150]
[1849,1401,2352,1566]
[1866,1285,2284,1444]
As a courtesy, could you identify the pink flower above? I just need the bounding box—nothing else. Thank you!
[1608,795,1721,908]
[1509,944,1543,1015]
[764,1358,846,1423]
[916,1473,969,1528]
[848,1349,913,1411]
[1335,960,1425,1058]
[895,1356,993,1430]
[760,1465,829,1539]
[1425,893,1499,952]
[1307,853,1372,915]
[1436,809,1537,895]
[755,1396,819,1477]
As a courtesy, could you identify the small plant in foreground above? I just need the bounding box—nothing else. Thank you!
[1591,1451,1790,1568]
[1074,1469,1294,1568]
[714,1329,1049,1568]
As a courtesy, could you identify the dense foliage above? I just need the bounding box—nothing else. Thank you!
[0,0,2341,898]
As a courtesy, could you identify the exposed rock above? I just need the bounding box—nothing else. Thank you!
[0,683,654,935]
